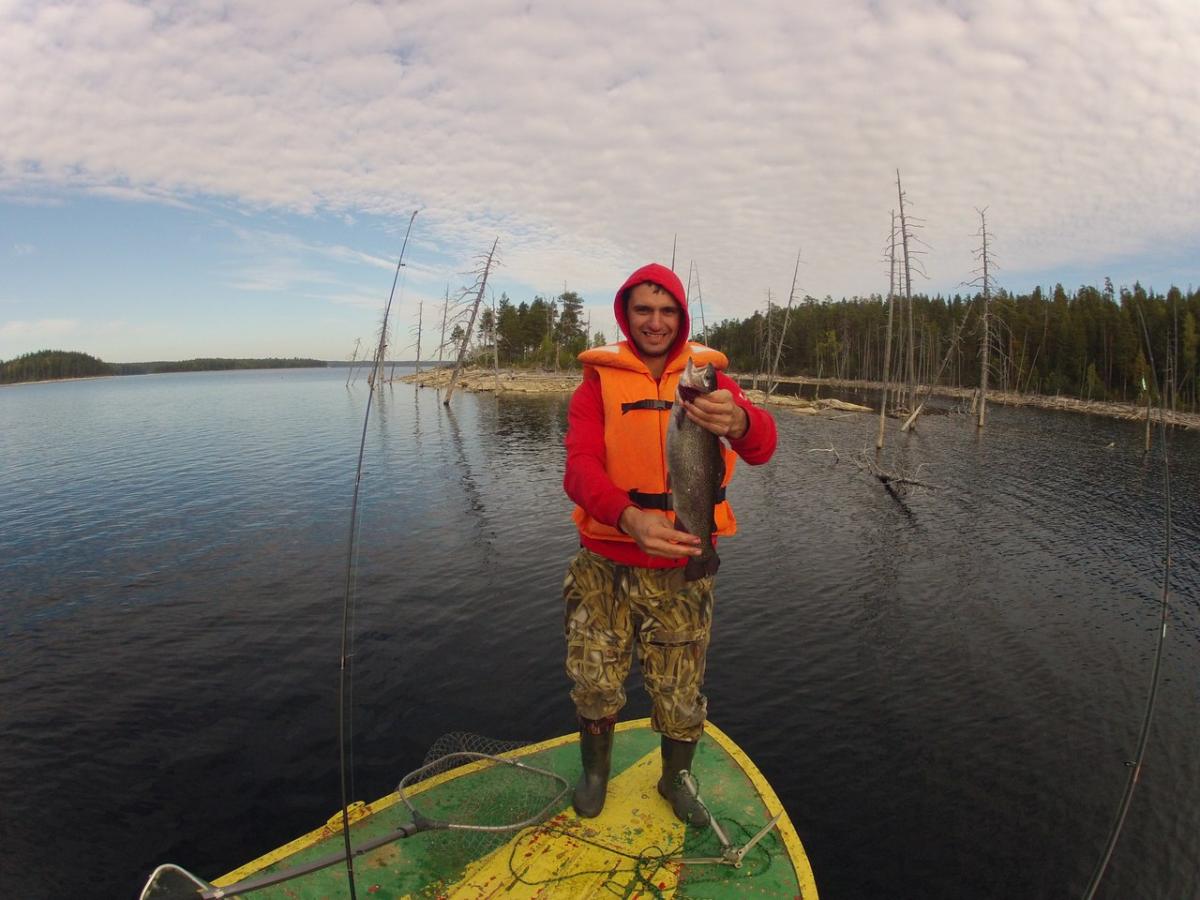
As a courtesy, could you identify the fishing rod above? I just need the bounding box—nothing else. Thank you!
[140,212,572,900]
[1081,300,1173,899]
[335,209,419,899]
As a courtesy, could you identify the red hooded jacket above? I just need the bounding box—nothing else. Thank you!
[563,262,777,567]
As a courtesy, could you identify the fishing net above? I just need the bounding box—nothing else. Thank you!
[395,731,571,863]
[418,731,533,771]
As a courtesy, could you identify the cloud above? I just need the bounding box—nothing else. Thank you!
[0,317,79,339]
[12,243,35,256]
[318,243,396,272]
[86,184,200,210]
[217,222,406,298]
[0,0,1197,320]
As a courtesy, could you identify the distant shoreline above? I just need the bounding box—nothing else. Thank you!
[0,374,115,388]
[404,365,1198,429]
[7,364,1193,429]
[1,357,329,386]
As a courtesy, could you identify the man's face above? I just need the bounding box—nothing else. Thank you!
[626,283,680,359]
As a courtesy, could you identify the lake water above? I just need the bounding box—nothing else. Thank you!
[1,367,1197,899]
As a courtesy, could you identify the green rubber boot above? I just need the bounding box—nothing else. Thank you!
[572,718,614,818]
[656,736,710,827]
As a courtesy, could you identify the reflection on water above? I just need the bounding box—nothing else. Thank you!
[0,367,1197,899]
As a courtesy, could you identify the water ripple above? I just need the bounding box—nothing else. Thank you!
[1,370,1197,899]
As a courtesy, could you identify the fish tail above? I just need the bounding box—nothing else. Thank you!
[684,547,720,582]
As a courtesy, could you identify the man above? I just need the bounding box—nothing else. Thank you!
[562,262,777,826]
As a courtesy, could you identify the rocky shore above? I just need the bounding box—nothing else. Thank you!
[401,367,581,394]
[402,366,1197,429]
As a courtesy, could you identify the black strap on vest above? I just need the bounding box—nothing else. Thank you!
[621,399,673,414]
[629,487,726,511]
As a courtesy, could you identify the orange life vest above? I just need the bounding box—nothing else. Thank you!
[572,341,738,544]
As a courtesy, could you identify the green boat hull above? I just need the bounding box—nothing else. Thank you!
[209,719,818,898]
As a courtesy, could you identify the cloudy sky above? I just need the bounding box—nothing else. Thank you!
[1,0,1197,362]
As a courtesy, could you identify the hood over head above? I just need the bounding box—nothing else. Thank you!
[614,262,690,358]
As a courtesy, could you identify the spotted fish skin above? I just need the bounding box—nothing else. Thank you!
[667,358,724,581]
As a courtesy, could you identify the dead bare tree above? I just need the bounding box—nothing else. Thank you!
[751,314,765,391]
[437,288,449,374]
[877,212,898,451]
[389,315,400,382]
[444,237,500,406]
[765,250,801,401]
[411,301,423,377]
[761,291,782,396]
[894,170,930,411]
[901,301,976,432]
[345,337,361,388]
[366,316,386,391]
[490,288,500,391]
[692,263,709,345]
[964,207,998,429]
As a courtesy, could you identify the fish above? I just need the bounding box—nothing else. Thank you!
[667,357,725,581]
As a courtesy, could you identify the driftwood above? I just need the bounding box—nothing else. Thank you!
[806,446,841,462]
[405,367,580,394]
[742,389,872,415]
[854,449,938,492]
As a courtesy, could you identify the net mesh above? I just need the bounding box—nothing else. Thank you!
[398,732,569,861]
[417,731,531,772]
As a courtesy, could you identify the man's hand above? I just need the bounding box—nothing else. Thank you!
[618,506,703,559]
[682,389,748,439]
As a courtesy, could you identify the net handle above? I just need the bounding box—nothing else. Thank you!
[151,751,571,899]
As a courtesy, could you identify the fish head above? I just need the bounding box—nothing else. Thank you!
[677,357,718,404]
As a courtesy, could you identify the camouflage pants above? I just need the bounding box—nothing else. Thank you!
[563,548,715,742]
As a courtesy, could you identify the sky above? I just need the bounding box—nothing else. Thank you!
[1,0,1198,362]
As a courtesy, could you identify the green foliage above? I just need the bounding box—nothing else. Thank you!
[487,289,591,369]
[704,282,1200,408]
[555,290,587,359]
[477,306,497,345]
[111,357,326,375]
[0,352,327,383]
[1,349,113,383]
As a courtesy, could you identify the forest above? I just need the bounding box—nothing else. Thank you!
[462,289,599,369]
[1,351,326,384]
[111,357,325,375]
[462,281,1198,412]
[705,281,1198,409]
[0,350,111,383]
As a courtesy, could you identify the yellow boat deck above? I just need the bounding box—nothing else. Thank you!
[206,719,818,899]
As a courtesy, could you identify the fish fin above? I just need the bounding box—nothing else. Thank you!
[684,548,720,582]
